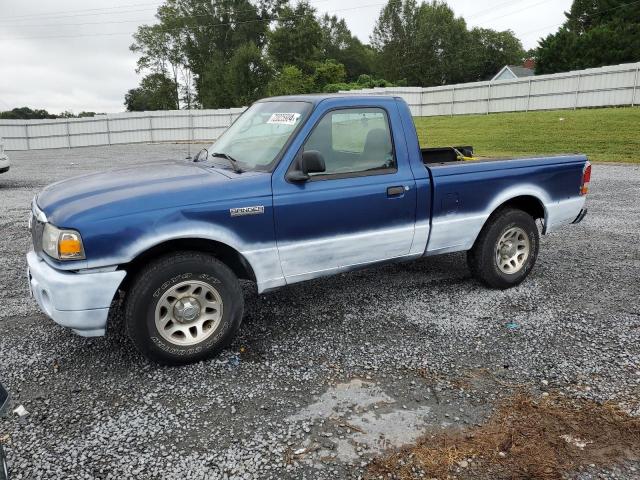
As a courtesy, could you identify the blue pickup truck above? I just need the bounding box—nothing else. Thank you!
[27,95,590,365]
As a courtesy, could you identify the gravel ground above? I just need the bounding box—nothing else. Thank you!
[0,144,639,479]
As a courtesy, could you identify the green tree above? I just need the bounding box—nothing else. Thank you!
[372,0,474,86]
[372,0,527,86]
[319,14,374,81]
[535,0,640,74]
[323,74,397,93]
[130,1,188,108]
[411,1,471,85]
[128,0,398,108]
[225,42,273,106]
[312,59,346,90]
[197,54,231,108]
[371,0,418,83]
[0,108,100,119]
[179,0,270,107]
[268,1,323,73]
[467,28,525,81]
[267,65,313,96]
[132,0,285,108]
[0,107,56,119]
[124,73,180,111]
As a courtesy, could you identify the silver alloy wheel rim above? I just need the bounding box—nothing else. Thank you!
[154,280,223,346]
[495,227,530,275]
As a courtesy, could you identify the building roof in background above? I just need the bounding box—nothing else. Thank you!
[492,65,536,81]
[508,66,536,77]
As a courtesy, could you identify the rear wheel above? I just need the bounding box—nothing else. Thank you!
[125,251,244,365]
[467,208,539,289]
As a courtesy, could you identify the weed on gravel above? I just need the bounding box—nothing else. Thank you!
[366,393,640,480]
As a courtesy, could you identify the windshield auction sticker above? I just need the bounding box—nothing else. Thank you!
[267,113,301,126]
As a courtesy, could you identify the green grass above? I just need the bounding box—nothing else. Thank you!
[414,106,640,163]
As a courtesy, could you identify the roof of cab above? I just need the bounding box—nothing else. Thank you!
[256,94,401,105]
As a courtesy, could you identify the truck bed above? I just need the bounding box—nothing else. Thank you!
[419,151,588,256]
[422,146,587,170]
[422,146,474,164]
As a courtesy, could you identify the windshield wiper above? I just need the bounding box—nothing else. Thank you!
[210,152,243,174]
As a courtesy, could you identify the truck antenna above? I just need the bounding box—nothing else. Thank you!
[186,82,192,160]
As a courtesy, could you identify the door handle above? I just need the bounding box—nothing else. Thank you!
[387,186,406,197]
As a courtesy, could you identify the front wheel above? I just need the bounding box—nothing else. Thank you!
[467,208,539,289]
[124,252,244,365]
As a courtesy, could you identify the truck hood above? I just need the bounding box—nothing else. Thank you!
[37,160,264,226]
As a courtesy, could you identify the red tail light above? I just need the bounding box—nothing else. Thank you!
[580,161,591,196]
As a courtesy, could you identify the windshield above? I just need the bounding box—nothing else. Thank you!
[208,101,312,172]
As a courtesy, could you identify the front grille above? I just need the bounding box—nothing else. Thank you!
[31,213,44,254]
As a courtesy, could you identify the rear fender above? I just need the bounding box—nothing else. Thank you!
[427,185,550,255]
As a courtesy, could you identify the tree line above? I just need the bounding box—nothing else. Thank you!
[128,0,640,112]
[125,0,527,111]
[535,0,640,74]
[6,0,635,117]
[0,107,98,120]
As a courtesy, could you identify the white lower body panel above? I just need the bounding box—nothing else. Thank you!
[544,196,586,233]
[27,251,126,336]
[426,196,586,255]
[277,224,417,282]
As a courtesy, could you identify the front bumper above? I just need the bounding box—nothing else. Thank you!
[26,251,126,337]
[0,156,9,173]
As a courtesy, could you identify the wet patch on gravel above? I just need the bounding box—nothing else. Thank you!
[0,146,638,479]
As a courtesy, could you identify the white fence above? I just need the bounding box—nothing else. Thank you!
[341,62,640,117]
[1,62,638,151]
[0,108,245,151]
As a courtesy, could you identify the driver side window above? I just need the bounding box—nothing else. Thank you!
[304,108,396,178]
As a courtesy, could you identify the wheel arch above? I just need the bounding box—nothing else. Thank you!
[470,194,547,250]
[491,194,546,223]
[116,237,257,297]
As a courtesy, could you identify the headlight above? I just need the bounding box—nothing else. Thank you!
[42,224,85,260]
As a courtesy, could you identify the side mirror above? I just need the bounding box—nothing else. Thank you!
[287,150,326,182]
[301,150,326,174]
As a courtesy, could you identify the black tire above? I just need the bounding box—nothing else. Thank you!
[467,208,539,289]
[125,251,244,365]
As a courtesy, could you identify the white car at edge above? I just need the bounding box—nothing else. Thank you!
[0,137,9,174]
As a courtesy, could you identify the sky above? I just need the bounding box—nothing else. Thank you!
[0,0,573,113]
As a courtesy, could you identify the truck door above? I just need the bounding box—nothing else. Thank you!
[272,103,417,283]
